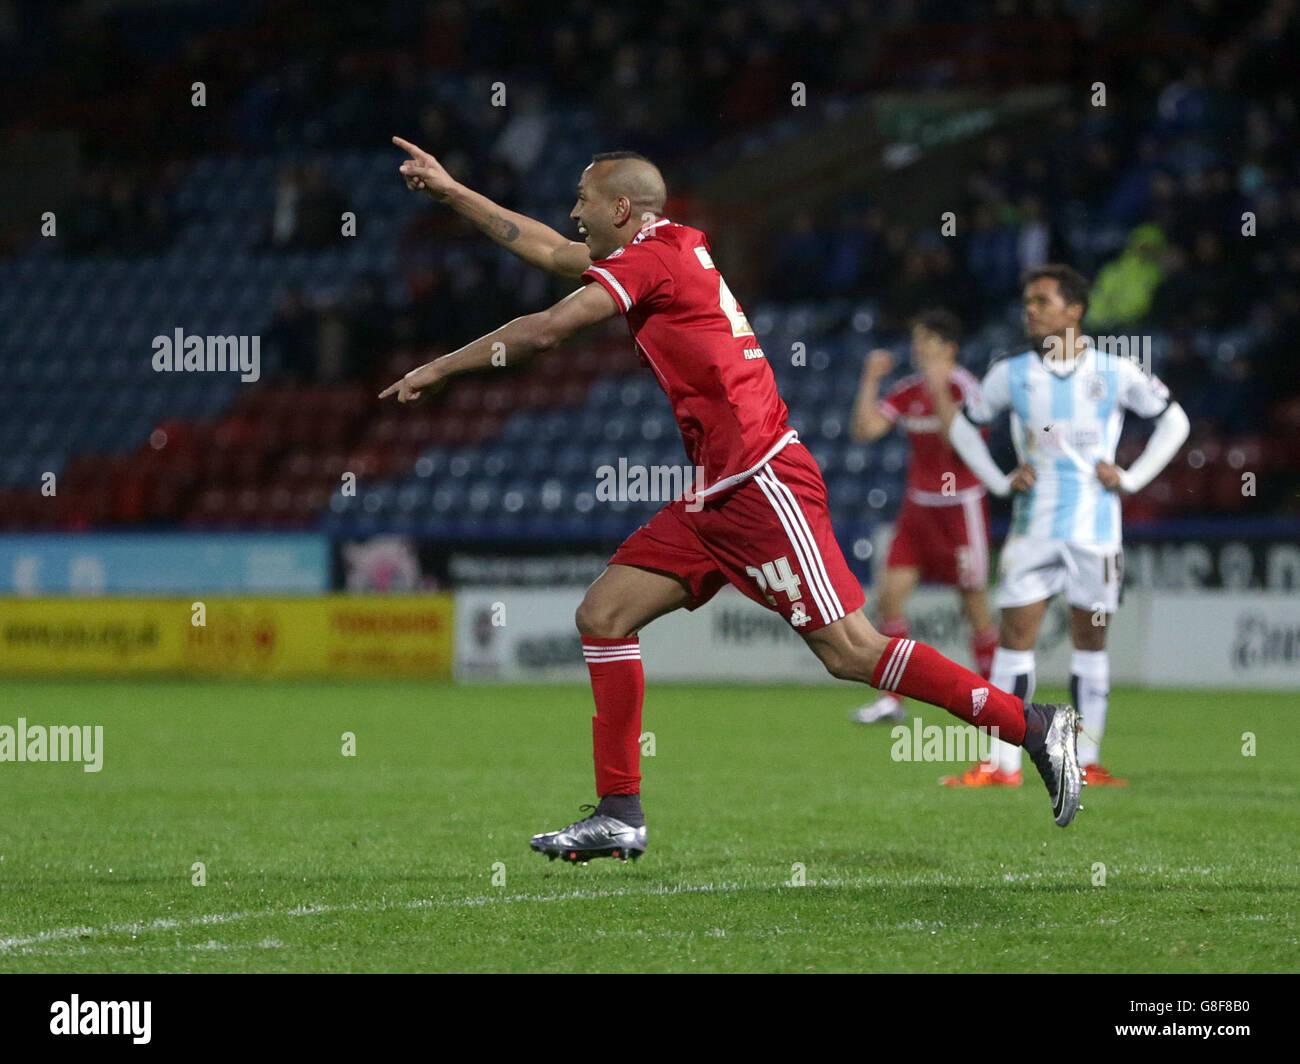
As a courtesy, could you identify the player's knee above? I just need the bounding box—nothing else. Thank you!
[1000,614,1036,649]
[575,596,625,639]
[1071,620,1107,652]
[574,598,601,637]
[813,617,886,683]
[822,648,866,683]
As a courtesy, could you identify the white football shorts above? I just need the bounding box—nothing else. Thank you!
[994,535,1123,613]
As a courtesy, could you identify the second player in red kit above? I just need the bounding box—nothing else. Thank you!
[383,142,1084,856]
[879,359,988,590]
[848,310,1000,727]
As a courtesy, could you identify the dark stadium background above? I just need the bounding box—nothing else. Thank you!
[0,0,1296,586]
[0,0,1298,992]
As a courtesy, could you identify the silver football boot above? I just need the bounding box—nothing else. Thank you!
[1023,703,1084,827]
[848,693,907,724]
[530,805,647,863]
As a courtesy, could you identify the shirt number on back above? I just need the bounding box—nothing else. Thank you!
[695,245,754,337]
[718,276,754,338]
[745,557,802,605]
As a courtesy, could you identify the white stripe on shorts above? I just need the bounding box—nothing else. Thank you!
[752,471,836,625]
[756,465,844,625]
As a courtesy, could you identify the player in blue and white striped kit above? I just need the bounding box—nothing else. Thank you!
[940,265,1190,786]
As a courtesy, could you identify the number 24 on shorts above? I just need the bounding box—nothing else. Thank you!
[745,556,803,606]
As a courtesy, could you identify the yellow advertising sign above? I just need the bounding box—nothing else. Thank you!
[0,598,184,672]
[0,596,453,678]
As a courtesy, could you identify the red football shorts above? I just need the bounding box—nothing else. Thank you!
[885,494,990,589]
[609,442,865,632]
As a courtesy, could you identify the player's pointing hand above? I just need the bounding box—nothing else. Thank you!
[392,136,457,200]
[379,362,443,405]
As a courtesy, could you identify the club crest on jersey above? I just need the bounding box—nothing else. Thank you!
[789,604,810,628]
[1086,374,1107,401]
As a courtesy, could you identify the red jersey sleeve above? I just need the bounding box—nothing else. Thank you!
[581,241,674,315]
[877,381,905,423]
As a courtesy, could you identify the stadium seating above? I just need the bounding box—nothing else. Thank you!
[2,22,1295,543]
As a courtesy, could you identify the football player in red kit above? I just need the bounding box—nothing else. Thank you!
[847,309,1000,728]
[382,139,1082,859]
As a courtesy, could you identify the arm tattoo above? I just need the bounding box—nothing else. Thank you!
[489,214,520,243]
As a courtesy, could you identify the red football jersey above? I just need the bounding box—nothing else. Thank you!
[878,368,985,505]
[582,219,795,499]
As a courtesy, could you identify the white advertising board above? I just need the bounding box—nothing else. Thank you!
[455,585,1297,690]
[1144,592,1300,690]
[454,587,587,682]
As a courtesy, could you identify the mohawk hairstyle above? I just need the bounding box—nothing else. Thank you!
[590,150,655,165]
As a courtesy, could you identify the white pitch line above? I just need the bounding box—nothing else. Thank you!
[0,868,1091,954]
[0,880,770,954]
[6,863,1245,957]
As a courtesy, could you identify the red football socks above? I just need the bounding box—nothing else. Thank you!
[582,636,645,795]
[878,618,910,702]
[971,625,999,679]
[871,637,1026,745]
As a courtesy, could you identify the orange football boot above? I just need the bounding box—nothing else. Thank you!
[940,762,1023,787]
[1082,763,1127,786]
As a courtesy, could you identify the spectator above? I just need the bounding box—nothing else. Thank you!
[769,211,822,301]
[264,289,319,382]
[966,200,1020,297]
[1015,195,1055,274]
[267,164,346,251]
[1086,224,1168,329]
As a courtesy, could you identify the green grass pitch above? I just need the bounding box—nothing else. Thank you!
[0,678,1296,973]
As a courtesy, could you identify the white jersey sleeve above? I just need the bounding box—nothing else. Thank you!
[1116,357,1172,418]
[963,358,1012,425]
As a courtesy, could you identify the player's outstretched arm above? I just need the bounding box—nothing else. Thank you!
[392,136,591,279]
[379,284,618,403]
[849,349,896,442]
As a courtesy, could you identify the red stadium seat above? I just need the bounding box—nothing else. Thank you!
[1210,468,1249,511]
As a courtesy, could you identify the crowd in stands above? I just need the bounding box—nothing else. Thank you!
[1,0,1296,525]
